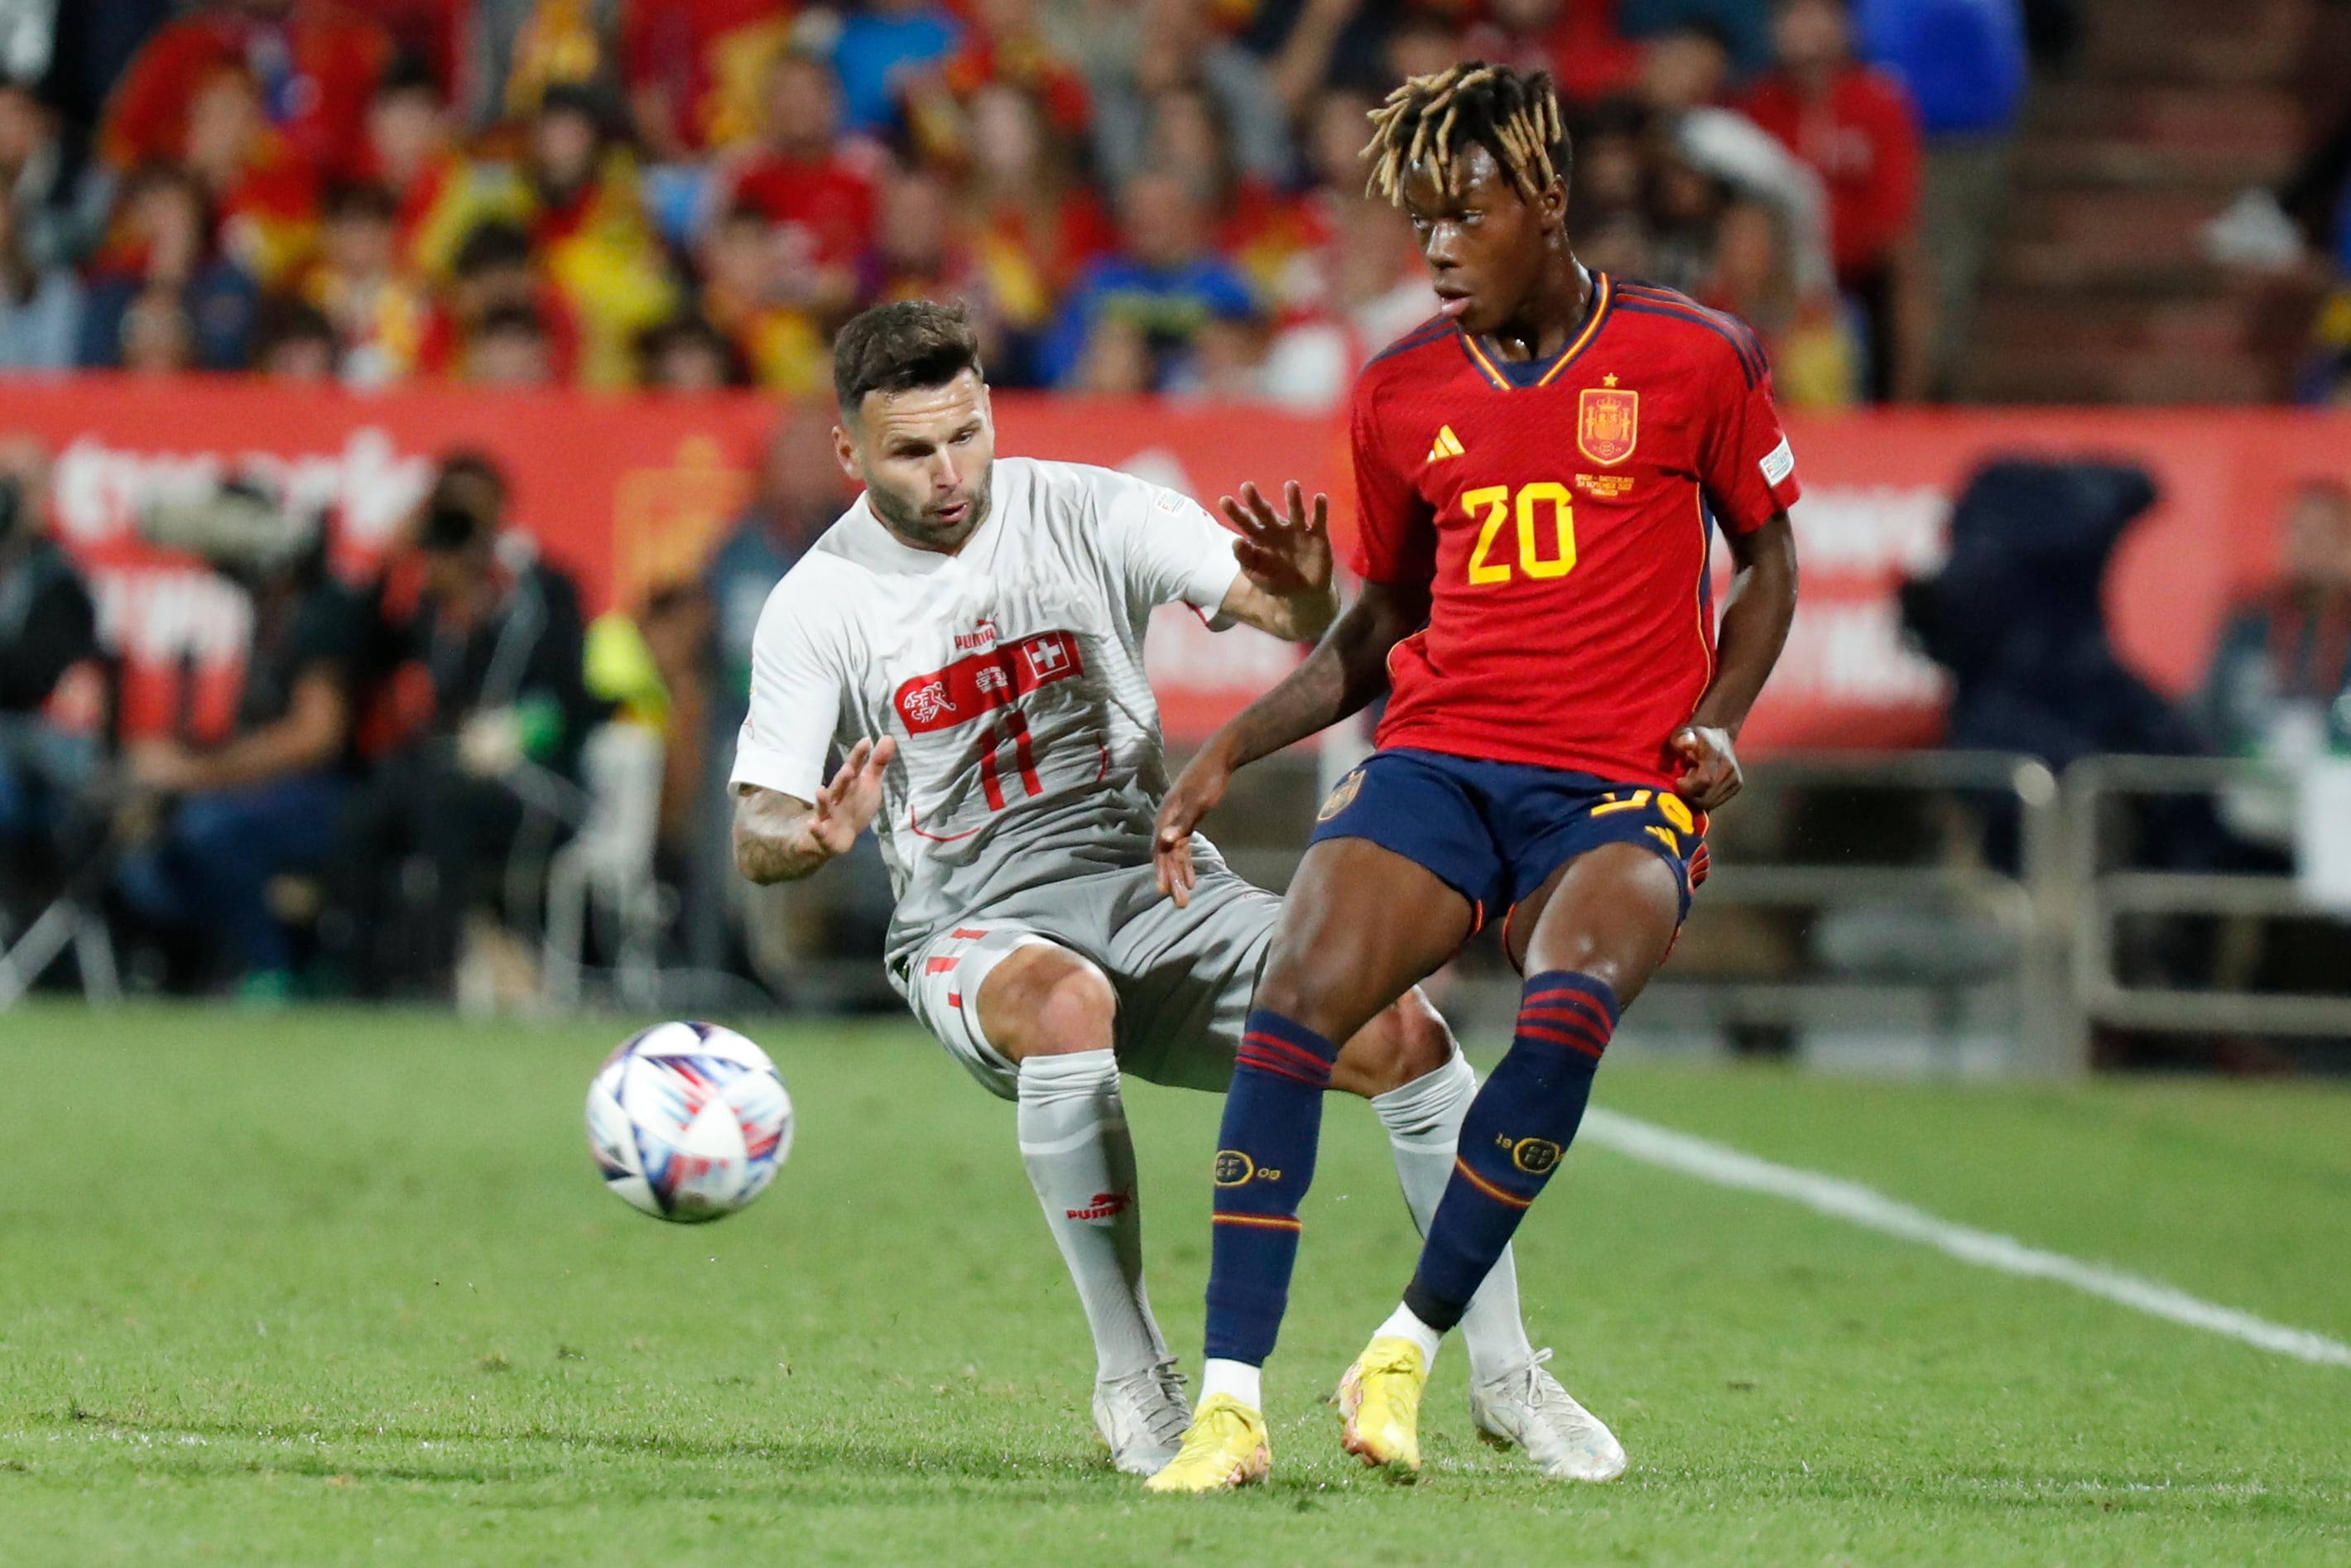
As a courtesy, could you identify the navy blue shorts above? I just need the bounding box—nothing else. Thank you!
[1305,747,1710,945]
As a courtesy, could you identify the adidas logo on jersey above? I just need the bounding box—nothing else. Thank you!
[1426,426,1466,463]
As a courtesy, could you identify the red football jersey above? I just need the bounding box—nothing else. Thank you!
[1348,273,1801,791]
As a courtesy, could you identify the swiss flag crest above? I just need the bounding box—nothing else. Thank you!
[1576,387,1639,466]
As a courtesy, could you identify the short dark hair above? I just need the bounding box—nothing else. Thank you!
[374,50,442,103]
[537,79,608,129]
[831,300,983,416]
[637,311,746,386]
[477,301,547,341]
[250,297,335,364]
[323,180,399,223]
[454,219,534,279]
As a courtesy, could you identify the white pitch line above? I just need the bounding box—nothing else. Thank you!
[1579,1108,2351,1368]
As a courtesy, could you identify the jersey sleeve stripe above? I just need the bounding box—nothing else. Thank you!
[1615,286,1767,381]
[1615,283,1767,375]
[1363,316,1457,368]
[1612,299,1763,388]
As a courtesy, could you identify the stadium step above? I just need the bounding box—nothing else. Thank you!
[1954,347,2277,405]
[2078,0,2315,86]
[1957,0,2328,405]
[2025,83,2305,165]
[2009,138,2298,195]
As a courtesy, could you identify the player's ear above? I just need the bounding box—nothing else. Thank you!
[1540,176,1568,233]
[831,418,861,482]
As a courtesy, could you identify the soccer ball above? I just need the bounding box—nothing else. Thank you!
[586,1022,793,1223]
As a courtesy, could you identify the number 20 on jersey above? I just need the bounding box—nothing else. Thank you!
[1463,483,1577,587]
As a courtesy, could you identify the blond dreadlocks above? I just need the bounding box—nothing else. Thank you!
[1363,63,1570,206]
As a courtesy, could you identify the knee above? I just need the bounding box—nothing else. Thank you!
[974,943,1117,1061]
[1251,937,1377,1044]
[1329,986,1456,1098]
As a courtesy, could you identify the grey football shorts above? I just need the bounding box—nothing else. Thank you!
[901,861,1278,1100]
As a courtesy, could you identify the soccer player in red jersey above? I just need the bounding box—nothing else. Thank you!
[1144,63,1801,1492]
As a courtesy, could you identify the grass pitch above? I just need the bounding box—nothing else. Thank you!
[2,1006,2347,1565]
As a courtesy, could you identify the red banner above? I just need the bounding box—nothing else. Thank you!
[2,376,2344,749]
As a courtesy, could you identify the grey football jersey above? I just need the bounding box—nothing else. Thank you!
[728,456,1246,983]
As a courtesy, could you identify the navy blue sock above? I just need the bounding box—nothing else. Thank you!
[1402,971,1619,1333]
[1201,1009,1339,1367]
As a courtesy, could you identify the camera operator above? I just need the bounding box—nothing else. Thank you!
[114,476,365,1001]
[0,432,101,907]
[351,452,597,999]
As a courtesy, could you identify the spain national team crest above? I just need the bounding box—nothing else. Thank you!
[1317,767,1365,823]
[1577,387,1639,466]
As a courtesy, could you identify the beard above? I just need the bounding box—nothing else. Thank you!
[867,464,992,553]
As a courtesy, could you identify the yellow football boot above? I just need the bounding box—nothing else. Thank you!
[1337,1335,1429,1479]
[1142,1393,1271,1493]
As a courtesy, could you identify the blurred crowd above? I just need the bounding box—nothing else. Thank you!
[0,0,2056,411]
[0,416,886,1007]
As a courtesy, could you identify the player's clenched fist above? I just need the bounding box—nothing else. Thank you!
[1154,743,1235,908]
[1669,725,1741,811]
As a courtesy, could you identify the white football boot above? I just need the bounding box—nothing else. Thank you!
[1093,1357,1192,1474]
[1469,1349,1629,1482]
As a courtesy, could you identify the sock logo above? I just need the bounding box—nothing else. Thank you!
[1214,1151,1281,1185]
[1499,1135,1562,1175]
[1065,1190,1130,1221]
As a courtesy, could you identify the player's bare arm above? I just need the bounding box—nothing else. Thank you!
[732,736,897,884]
[1670,512,1799,811]
[1212,480,1339,642]
[1154,576,1430,904]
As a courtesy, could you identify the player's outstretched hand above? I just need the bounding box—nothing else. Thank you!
[1670,725,1741,811]
[1221,480,1332,601]
[807,736,897,856]
[1154,743,1235,908]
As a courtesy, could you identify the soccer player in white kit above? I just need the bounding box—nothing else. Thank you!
[732,302,1589,1478]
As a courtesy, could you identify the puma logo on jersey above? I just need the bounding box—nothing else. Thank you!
[954,618,1001,652]
[1426,425,1466,463]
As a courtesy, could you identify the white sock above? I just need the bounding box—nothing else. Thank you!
[1377,1301,1445,1365]
[1016,1049,1166,1382]
[1200,1358,1262,1411]
[1372,1049,1538,1385]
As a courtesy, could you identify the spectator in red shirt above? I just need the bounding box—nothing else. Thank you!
[175,63,321,289]
[623,0,800,161]
[1460,0,1643,111]
[522,84,680,387]
[1737,0,1928,399]
[960,82,1113,305]
[693,204,829,397]
[81,162,261,372]
[718,51,875,326]
[904,0,1092,168]
[363,55,528,281]
[415,219,580,382]
[101,0,392,186]
[856,166,1000,344]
